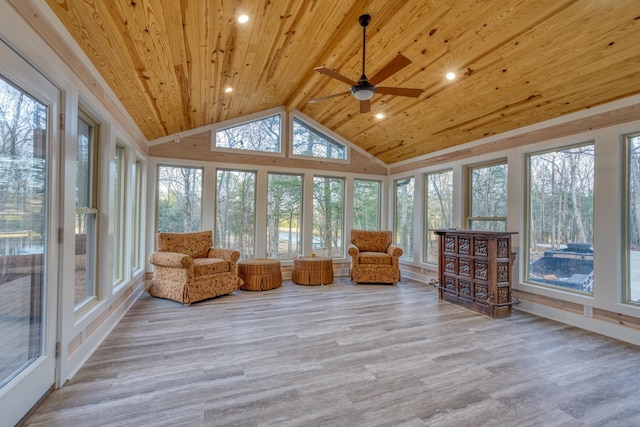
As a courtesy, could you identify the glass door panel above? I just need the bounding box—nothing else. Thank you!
[0,40,59,426]
[0,71,48,389]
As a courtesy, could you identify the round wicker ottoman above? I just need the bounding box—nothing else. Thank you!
[292,256,333,285]
[238,258,282,291]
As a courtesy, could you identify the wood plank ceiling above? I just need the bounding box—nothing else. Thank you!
[43,0,640,165]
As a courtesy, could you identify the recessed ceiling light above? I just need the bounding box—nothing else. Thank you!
[237,15,249,24]
[375,113,385,120]
[224,87,233,93]
[446,72,456,81]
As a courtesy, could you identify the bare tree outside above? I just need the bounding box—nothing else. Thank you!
[312,176,343,257]
[469,163,507,231]
[216,169,256,259]
[395,177,414,258]
[425,170,453,264]
[0,75,47,389]
[216,115,281,153]
[353,179,381,230]
[267,173,302,259]
[293,118,346,160]
[527,144,594,293]
[0,78,46,256]
[156,166,202,233]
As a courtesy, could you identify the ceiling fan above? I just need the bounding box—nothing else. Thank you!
[309,14,423,113]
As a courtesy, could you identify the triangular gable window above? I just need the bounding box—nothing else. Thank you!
[215,114,281,153]
[292,117,347,160]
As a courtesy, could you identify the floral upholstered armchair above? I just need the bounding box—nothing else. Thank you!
[347,229,403,285]
[148,231,240,305]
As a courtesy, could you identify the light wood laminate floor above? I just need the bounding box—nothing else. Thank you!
[24,278,640,426]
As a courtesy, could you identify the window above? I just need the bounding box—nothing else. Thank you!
[424,170,453,264]
[395,177,414,258]
[113,144,126,285]
[215,114,281,153]
[292,118,347,160]
[353,179,381,230]
[131,158,143,271]
[216,169,256,259]
[75,114,99,309]
[526,143,594,293]
[267,173,302,259]
[468,162,507,231]
[625,134,640,304]
[156,165,202,233]
[313,176,344,257]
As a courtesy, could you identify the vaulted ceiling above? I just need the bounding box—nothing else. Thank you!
[42,0,640,164]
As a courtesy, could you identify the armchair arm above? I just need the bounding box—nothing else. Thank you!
[347,244,360,258]
[148,251,193,268]
[208,248,240,263]
[387,244,403,259]
[208,248,241,272]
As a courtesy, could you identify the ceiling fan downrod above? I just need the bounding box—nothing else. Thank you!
[351,14,375,101]
[359,14,371,81]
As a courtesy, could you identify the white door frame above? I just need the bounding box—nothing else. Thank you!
[0,39,61,427]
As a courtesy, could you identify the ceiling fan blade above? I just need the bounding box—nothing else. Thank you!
[375,86,423,98]
[359,99,371,113]
[369,54,412,85]
[308,91,351,103]
[314,67,358,86]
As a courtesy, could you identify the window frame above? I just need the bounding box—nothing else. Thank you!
[312,175,345,258]
[131,157,144,272]
[353,178,382,231]
[466,159,508,231]
[266,172,304,260]
[210,107,285,157]
[423,168,453,265]
[215,168,257,259]
[394,176,415,260]
[623,132,640,306]
[523,141,595,294]
[112,142,127,287]
[74,111,100,312]
[155,164,204,233]
[290,112,350,163]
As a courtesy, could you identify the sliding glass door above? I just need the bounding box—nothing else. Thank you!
[0,41,60,426]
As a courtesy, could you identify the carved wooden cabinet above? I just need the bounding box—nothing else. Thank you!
[434,229,516,318]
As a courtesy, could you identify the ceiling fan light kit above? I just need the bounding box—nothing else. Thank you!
[351,84,375,100]
[310,13,423,112]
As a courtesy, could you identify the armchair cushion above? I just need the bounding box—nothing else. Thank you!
[156,230,212,258]
[359,251,392,265]
[193,258,230,276]
[350,229,392,253]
